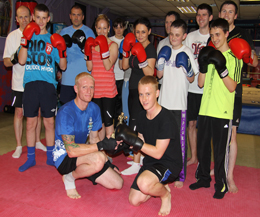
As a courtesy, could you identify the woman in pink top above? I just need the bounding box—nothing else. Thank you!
[86,14,118,140]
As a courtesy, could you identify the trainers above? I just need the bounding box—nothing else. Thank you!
[126,155,144,166]
[36,142,47,151]
[121,162,140,175]
[189,179,210,190]
[213,183,228,199]
[12,146,22,158]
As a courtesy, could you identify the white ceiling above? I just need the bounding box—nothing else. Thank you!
[81,0,260,20]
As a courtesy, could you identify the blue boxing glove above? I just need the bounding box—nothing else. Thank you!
[176,51,194,77]
[156,46,172,71]
[119,40,124,60]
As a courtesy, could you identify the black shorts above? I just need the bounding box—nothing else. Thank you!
[232,97,242,127]
[187,92,202,122]
[23,81,57,118]
[131,163,178,191]
[11,90,23,108]
[92,97,116,127]
[57,155,114,185]
[60,85,76,105]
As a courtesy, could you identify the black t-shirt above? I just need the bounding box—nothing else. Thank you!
[129,43,157,90]
[228,26,255,97]
[137,107,182,173]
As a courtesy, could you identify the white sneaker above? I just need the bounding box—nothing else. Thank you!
[12,146,22,158]
[36,142,47,151]
[121,162,140,175]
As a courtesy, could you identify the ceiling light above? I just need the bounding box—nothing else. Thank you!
[167,0,190,2]
[177,6,197,13]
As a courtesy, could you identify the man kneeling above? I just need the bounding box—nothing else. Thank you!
[53,72,123,199]
[116,76,182,216]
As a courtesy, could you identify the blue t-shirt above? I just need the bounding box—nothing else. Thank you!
[60,25,95,86]
[53,100,102,168]
[23,33,60,88]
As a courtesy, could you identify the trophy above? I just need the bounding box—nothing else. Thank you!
[111,112,128,139]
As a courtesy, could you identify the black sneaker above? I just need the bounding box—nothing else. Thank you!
[189,179,210,190]
[213,183,228,199]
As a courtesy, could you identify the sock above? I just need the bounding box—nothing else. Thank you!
[64,172,76,190]
[19,146,36,172]
[121,162,140,175]
[36,141,47,151]
[12,146,22,158]
[46,146,55,166]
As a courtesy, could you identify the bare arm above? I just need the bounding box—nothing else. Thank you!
[122,56,130,70]
[222,76,237,93]
[142,58,156,76]
[18,47,28,65]
[138,133,170,160]
[157,69,163,79]
[89,130,100,144]
[59,58,67,71]
[186,74,194,83]
[86,60,93,72]
[62,134,99,158]
[198,72,206,88]
[3,58,13,67]
[102,42,118,71]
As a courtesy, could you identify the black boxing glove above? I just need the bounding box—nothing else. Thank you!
[62,34,72,48]
[208,50,229,79]
[115,124,144,152]
[10,50,19,65]
[72,29,86,53]
[198,46,215,74]
[97,137,117,151]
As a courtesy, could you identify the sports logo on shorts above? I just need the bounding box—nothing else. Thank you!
[46,43,53,55]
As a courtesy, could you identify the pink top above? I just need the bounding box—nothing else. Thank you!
[91,41,118,98]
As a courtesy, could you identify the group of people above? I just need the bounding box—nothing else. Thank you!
[3,1,258,216]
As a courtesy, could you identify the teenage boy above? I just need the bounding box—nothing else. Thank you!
[189,18,242,199]
[184,3,213,166]
[218,0,258,193]
[115,75,182,216]
[109,18,126,127]
[18,4,67,172]
[157,19,198,188]
[3,5,46,158]
[157,11,180,88]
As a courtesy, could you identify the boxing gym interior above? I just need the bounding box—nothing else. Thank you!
[0,0,259,216]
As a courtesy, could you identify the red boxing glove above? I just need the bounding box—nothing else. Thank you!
[229,38,253,64]
[84,37,95,60]
[208,40,216,49]
[51,33,67,58]
[21,22,40,48]
[94,35,110,59]
[131,42,148,68]
[123,33,136,58]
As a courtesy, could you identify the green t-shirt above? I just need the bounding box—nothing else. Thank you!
[199,49,242,120]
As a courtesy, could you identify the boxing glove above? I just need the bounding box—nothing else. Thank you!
[10,50,19,65]
[131,42,148,69]
[115,124,144,153]
[229,38,253,64]
[198,46,215,73]
[72,29,86,53]
[176,51,194,77]
[97,137,117,151]
[62,34,72,48]
[51,33,67,58]
[123,33,136,58]
[208,40,216,49]
[84,37,95,61]
[156,46,171,71]
[94,35,110,59]
[21,22,40,48]
[119,40,124,60]
[208,50,229,79]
